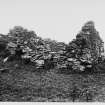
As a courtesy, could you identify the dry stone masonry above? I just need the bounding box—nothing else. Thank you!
[0,21,104,72]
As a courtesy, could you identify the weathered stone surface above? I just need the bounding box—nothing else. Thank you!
[65,21,105,72]
[0,21,104,72]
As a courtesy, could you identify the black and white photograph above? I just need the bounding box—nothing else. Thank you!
[0,0,105,102]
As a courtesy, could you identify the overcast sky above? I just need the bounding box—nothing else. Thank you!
[0,0,105,44]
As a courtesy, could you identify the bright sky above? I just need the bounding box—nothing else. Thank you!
[0,0,105,44]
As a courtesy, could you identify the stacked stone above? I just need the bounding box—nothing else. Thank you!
[64,21,105,72]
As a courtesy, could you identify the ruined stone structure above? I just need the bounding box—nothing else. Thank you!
[65,21,105,72]
[76,21,104,63]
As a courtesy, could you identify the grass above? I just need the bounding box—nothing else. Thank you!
[0,61,105,101]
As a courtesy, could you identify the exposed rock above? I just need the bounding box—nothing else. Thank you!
[65,21,105,72]
[0,21,104,72]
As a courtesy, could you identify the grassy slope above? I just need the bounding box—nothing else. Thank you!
[0,61,105,102]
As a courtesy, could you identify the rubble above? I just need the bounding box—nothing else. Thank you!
[63,21,105,72]
[0,21,104,73]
